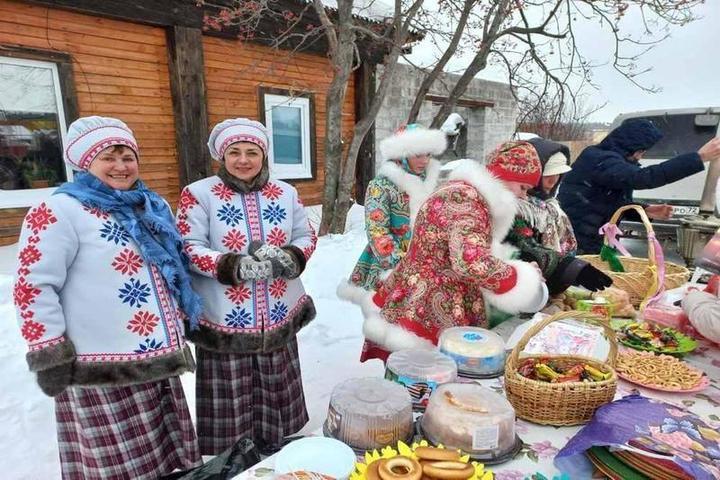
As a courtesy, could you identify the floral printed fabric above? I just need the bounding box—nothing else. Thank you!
[377,181,517,343]
[349,175,412,290]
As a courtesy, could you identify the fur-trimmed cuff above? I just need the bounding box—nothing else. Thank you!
[26,338,76,372]
[187,298,317,353]
[483,260,548,314]
[343,282,435,352]
[283,245,307,276]
[217,253,239,285]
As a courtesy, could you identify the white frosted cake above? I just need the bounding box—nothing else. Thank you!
[421,383,517,459]
[324,377,413,451]
[439,326,506,377]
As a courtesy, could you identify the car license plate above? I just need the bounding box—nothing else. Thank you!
[672,205,700,216]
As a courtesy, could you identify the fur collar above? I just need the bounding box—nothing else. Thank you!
[447,160,518,248]
[377,159,441,224]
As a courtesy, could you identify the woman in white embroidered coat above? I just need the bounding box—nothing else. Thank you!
[358,142,549,359]
[339,125,446,362]
[13,116,202,479]
[177,118,317,455]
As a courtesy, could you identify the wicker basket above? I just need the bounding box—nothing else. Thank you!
[504,311,618,426]
[579,204,689,308]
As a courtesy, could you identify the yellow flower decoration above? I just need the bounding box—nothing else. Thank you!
[351,441,493,480]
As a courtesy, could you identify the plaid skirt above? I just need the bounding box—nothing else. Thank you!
[55,376,201,480]
[196,337,309,455]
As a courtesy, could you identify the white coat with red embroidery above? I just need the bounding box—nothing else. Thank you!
[14,195,188,364]
[176,176,317,336]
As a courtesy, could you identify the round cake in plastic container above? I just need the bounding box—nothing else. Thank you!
[385,349,458,411]
[439,326,506,378]
[323,377,413,452]
[420,383,520,463]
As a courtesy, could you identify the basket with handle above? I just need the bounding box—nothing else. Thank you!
[504,311,618,426]
[579,204,689,309]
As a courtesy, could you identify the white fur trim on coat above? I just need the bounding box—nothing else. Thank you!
[380,129,447,162]
[336,279,435,352]
[378,159,441,225]
[483,260,548,313]
[446,160,518,258]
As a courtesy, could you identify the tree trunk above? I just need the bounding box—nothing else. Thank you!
[318,0,355,235]
[429,0,510,128]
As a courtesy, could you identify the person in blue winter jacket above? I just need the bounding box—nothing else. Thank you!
[558,119,720,254]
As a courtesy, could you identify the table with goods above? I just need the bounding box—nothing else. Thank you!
[233,206,720,480]
[233,308,720,480]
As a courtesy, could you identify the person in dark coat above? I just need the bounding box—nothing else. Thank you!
[558,119,720,254]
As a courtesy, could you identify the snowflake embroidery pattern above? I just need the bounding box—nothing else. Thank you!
[222,229,248,252]
[177,220,191,236]
[303,223,318,259]
[268,279,287,298]
[261,182,283,201]
[18,244,42,267]
[225,285,252,305]
[211,183,235,201]
[14,278,41,311]
[21,319,46,342]
[100,221,130,246]
[217,203,244,227]
[191,254,216,273]
[82,205,109,219]
[262,203,287,226]
[225,308,253,328]
[134,338,164,353]
[112,248,143,275]
[266,227,287,246]
[127,311,160,336]
[269,301,289,324]
[25,203,57,234]
[118,278,151,308]
[178,189,199,211]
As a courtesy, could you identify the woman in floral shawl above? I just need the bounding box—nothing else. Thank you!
[506,138,612,296]
[338,124,446,361]
[356,141,550,361]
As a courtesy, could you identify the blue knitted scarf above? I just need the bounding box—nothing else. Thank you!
[56,173,202,329]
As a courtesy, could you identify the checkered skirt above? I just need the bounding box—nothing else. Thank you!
[196,337,309,455]
[55,376,201,480]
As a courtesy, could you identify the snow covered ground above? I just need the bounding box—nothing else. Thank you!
[0,205,383,479]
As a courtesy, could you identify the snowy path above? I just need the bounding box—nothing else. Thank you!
[0,206,383,479]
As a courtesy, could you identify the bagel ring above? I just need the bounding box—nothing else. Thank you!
[365,459,383,480]
[422,461,474,480]
[414,446,460,461]
[378,456,423,480]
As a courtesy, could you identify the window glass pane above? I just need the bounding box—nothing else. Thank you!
[0,60,66,191]
[639,114,717,158]
[271,105,302,165]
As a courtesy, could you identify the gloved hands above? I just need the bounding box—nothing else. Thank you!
[217,253,273,285]
[36,362,73,397]
[576,263,613,291]
[249,242,300,279]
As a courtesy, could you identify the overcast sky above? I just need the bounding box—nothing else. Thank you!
[404,1,719,123]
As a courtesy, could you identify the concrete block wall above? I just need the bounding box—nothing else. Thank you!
[374,63,518,172]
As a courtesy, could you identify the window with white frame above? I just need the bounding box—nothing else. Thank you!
[0,55,71,208]
[261,90,315,180]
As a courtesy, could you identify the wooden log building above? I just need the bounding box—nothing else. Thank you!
[0,0,386,245]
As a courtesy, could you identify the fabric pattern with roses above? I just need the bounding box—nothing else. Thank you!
[359,161,547,357]
[347,160,440,290]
